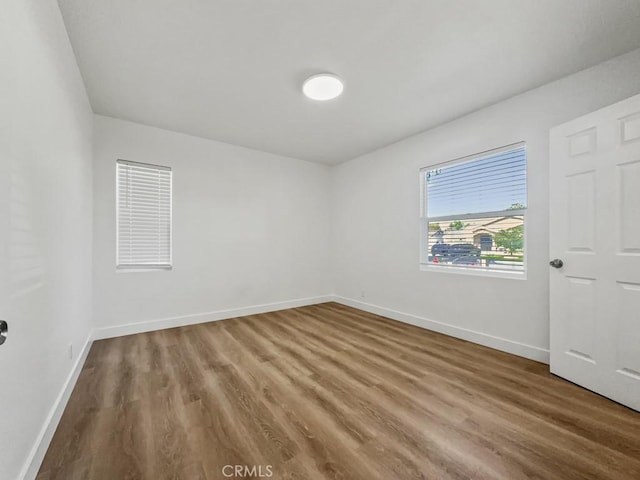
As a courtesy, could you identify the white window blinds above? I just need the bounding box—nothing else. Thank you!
[425,143,527,218]
[116,159,172,269]
[420,142,527,275]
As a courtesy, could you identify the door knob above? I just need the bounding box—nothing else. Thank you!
[0,320,7,346]
[549,259,564,269]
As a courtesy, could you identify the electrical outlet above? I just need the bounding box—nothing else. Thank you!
[68,343,73,360]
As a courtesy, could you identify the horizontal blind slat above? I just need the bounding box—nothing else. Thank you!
[117,187,172,197]
[117,175,171,185]
[118,214,171,221]
[117,164,171,175]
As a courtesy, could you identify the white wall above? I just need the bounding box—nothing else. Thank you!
[331,48,640,362]
[0,1,94,479]
[92,116,332,334]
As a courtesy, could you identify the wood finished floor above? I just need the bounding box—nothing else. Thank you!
[38,302,640,480]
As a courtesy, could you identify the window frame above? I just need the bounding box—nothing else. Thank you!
[116,159,173,272]
[419,142,528,279]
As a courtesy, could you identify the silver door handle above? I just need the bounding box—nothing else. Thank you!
[549,259,564,269]
[0,320,7,346]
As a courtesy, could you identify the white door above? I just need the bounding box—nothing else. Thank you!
[0,115,8,350]
[0,9,14,466]
[0,0,12,359]
[550,93,640,411]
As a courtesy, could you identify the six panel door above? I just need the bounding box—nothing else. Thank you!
[550,93,640,411]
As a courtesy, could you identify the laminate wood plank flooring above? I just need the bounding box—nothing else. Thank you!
[37,302,640,480]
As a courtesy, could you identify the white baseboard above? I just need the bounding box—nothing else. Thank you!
[20,333,93,480]
[332,296,550,364]
[92,295,334,340]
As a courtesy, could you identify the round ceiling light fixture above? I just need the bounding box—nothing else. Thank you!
[302,73,344,101]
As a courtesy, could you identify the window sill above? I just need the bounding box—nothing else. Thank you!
[419,263,526,280]
[116,266,173,273]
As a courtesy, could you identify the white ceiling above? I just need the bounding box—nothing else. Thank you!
[58,0,640,164]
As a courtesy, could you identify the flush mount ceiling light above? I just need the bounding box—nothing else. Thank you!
[302,73,344,101]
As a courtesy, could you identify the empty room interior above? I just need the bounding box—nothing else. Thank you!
[3,1,640,479]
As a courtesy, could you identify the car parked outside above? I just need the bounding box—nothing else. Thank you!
[431,243,481,262]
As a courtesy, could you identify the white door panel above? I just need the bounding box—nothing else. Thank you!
[0,130,8,333]
[0,3,11,352]
[550,93,640,411]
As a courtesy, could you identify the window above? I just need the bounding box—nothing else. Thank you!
[420,142,527,275]
[116,159,172,269]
